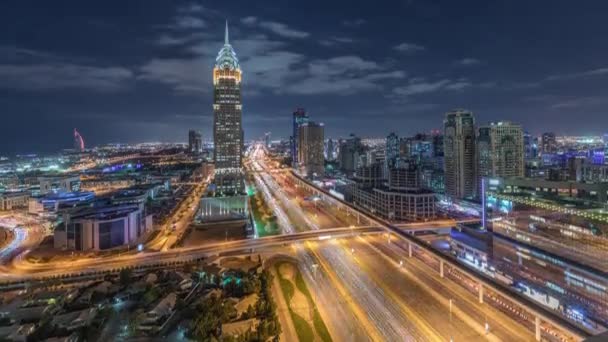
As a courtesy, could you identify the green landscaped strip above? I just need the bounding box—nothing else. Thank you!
[277,262,332,342]
[294,268,332,342]
[276,263,315,342]
[291,311,315,342]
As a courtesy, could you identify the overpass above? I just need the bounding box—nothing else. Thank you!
[289,171,591,341]
[0,226,381,284]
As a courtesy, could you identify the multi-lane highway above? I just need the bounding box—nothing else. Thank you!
[247,144,547,341]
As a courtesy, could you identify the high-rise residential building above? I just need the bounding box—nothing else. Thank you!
[443,109,476,199]
[188,130,202,154]
[298,122,325,178]
[541,132,557,155]
[385,132,400,169]
[476,126,492,197]
[338,134,364,175]
[213,22,244,195]
[489,121,525,177]
[291,108,309,167]
[476,122,525,196]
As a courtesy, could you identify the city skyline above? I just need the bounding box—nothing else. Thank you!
[2,1,608,155]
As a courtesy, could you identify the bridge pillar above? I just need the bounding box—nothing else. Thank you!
[478,283,483,304]
[408,243,412,257]
[439,260,444,278]
[357,212,360,224]
[535,316,541,341]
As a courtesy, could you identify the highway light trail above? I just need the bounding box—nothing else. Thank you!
[0,228,27,262]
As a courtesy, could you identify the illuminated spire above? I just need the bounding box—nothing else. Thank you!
[225,20,229,45]
[215,20,240,70]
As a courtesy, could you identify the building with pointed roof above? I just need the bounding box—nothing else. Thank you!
[213,21,244,195]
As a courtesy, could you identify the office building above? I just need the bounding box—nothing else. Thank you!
[54,205,153,251]
[385,132,400,169]
[443,109,476,199]
[523,131,538,160]
[541,132,557,155]
[291,108,309,167]
[338,134,364,175]
[213,22,244,195]
[298,122,325,178]
[188,130,202,154]
[264,132,271,148]
[432,132,444,157]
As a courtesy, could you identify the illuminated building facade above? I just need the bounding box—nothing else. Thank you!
[444,109,476,199]
[188,129,202,154]
[298,122,325,178]
[213,22,244,195]
[385,132,400,169]
[73,128,85,152]
[291,108,309,167]
[484,177,608,273]
[542,132,557,155]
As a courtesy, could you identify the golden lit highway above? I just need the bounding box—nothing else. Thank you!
[247,143,579,341]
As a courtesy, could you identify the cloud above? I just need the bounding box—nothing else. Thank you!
[342,19,366,27]
[392,78,471,96]
[319,36,357,47]
[393,42,425,53]
[546,67,608,81]
[177,3,205,13]
[139,58,211,94]
[240,16,258,25]
[455,57,481,66]
[0,63,133,92]
[535,96,608,109]
[241,17,309,38]
[258,21,310,39]
[280,55,404,95]
[173,16,206,29]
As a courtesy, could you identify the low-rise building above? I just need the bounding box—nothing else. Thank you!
[39,175,81,195]
[0,191,30,211]
[54,205,153,251]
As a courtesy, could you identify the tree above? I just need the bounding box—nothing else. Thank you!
[119,268,133,287]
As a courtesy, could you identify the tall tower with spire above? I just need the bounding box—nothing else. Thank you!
[213,21,244,195]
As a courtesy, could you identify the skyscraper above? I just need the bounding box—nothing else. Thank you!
[188,129,202,154]
[523,131,538,160]
[298,122,325,178]
[541,132,557,155]
[213,22,244,195]
[73,128,85,152]
[291,108,309,167]
[385,132,400,169]
[443,109,476,199]
[326,138,335,161]
[489,121,525,178]
[476,126,492,198]
[264,132,271,148]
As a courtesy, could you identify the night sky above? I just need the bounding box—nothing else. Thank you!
[1,1,608,154]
